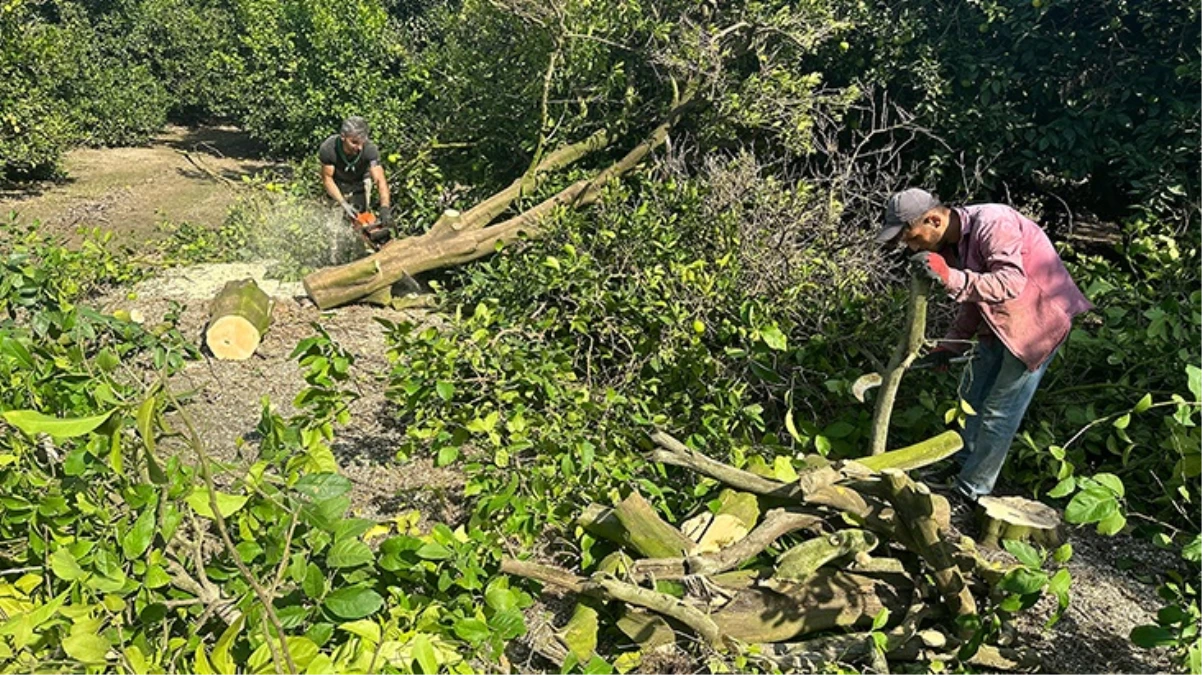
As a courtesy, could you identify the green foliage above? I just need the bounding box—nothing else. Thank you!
[1131,535,1202,674]
[838,0,1199,218]
[379,159,895,554]
[0,1,171,177]
[0,224,529,672]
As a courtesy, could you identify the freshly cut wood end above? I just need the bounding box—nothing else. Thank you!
[978,495,1060,529]
[206,315,262,360]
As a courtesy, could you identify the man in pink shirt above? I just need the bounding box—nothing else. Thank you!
[877,188,1093,502]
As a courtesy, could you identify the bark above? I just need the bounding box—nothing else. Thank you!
[205,278,273,360]
[870,275,930,454]
[774,529,879,582]
[880,469,977,620]
[629,508,824,581]
[856,430,963,473]
[977,495,1064,549]
[612,491,694,559]
[648,431,809,499]
[303,97,694,309]
[711,569,910,643]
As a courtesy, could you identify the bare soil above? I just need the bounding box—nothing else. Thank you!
[0,125,288,245]
[16,129,1189,674]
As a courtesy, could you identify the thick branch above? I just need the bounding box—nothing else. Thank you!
[880,470,976,620]
[870,275,930,454]
[630,508,824,581]
[648,431,806,499]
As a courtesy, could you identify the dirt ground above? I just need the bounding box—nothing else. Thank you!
[14,128,1191,674]
[0,125,288,244]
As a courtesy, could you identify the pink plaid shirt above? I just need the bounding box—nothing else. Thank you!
[939,204,1093,371]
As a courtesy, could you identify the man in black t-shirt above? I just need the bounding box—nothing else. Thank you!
[318,116,393,229]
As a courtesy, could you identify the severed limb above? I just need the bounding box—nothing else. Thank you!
[629,508,824,581]
[500,559,726,649]
[880,470,977,620]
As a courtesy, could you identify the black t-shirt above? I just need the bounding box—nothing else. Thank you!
[318,134,381,185]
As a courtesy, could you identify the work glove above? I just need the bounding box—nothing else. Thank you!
[339,200,359,221]
[379,205,394,227]
[913,347,956,373]
[910,251,954,289]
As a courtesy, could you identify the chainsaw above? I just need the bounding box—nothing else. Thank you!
[340,201,391,250]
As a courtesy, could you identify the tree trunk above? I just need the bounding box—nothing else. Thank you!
[977,495,1064,549]
[205,279,273,360]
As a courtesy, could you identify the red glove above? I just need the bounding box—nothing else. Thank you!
[911,251,953,288]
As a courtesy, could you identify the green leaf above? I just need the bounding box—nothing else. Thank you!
[185,489,248,520]
[1112,413,1131,429]
[1047,477,1076,498]
[410,633,440,674]
[1096,511,1127,536]
[1182,534,1201,562]
[1053,543,1073,563]
[871,607,890,631]
[1003,540,1044,569]
[1187,364,1201,401]
[323,587,384,619]
[436,446,459,467]
[784,409,803,443]
[294,473,352,502]
[1130,625,1177,648]
[999,568,1048,595]
[1093,473,1125,497]
[302,564,327,600]
[50,548,85,581]
[338,619,381,644]
[212,615,244,675]
[485,584,518,613]
[416,542,453,560]
[63,632,110,663]
[561,603,599,661]
[1133,393,1153,414]
[760,324,788,351]
[1064,486,1118,524]
[327,539,374,569]
[453,617,490,644]
[3,409,113,439]
[121,506,157,559]
[136,396,168,484]
[435,381,455,401]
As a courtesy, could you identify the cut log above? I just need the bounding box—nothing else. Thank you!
[880,470,976,621]
[205,279,273,360]
[856,430,963,473]
[612,491,694,559]
[680,489,759,554]
[977,496,1064,549]
[774,529,879,582]
[629,508,824,581]
[712,569,910,643]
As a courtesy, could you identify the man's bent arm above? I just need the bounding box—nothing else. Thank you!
[321,164,345,203]
[945,218,1027,304]
[370,164,391,208]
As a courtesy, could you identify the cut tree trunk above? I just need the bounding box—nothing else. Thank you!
[205,279,273,360]
[977,496,1064,549]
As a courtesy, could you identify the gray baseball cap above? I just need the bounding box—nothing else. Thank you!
[877,188,941,242]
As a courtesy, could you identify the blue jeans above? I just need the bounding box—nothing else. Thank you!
[954,337,1055,499]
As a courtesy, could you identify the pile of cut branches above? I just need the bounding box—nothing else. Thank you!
[503,429,1044,672]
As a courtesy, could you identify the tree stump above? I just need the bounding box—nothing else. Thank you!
[205,279,273,360]
[977,496,1064,549]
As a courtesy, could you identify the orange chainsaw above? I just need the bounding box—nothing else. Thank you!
[341,202,391,250]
